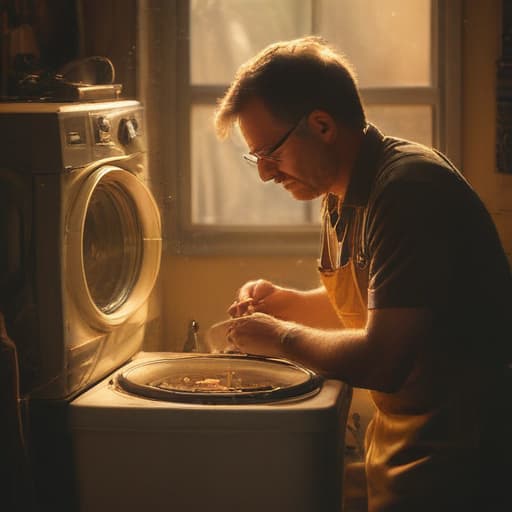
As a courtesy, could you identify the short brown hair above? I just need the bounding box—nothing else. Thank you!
[214,36,366,139]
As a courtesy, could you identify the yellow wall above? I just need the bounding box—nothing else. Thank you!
[463,1,512,256]
[153,0,511,351]
[160,255,319,350]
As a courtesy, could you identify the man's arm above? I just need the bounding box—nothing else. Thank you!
[229,279,342,329]
[229,307,432,392]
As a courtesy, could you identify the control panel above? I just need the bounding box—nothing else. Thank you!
[58,103,146,169]
[91,109,143,147]
[0,100,146,172]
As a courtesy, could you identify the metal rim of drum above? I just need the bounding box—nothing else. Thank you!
[116,354,323,405]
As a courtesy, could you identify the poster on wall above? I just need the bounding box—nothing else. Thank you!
[497,0,512,174]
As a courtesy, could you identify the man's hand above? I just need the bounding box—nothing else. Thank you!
[227,312,293,358]
[228,279,295,319]
[228,280,342,329]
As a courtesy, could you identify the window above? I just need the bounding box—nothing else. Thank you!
[173,0,461,255]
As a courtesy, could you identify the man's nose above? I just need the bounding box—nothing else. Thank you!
[257,159,278,182]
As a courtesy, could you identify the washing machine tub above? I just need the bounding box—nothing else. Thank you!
[116,353,323,404]
[69,353,351,512]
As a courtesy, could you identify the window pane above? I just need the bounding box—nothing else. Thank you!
[191,105,321,225]
[190,0,312,85]
[316,0,431,87]
[366,105,432,146]
[188,1,435,231]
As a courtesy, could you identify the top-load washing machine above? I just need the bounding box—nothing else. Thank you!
[70,351,351,512]
[0,100,352,512]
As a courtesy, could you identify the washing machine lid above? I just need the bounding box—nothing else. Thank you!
[117,355,322,404]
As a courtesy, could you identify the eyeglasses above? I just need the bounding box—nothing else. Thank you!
[242,116,304,166]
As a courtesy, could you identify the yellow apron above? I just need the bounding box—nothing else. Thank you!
[319,197,374,509]
[318,198,476,512]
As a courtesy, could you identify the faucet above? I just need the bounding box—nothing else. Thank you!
[183,320,199,352]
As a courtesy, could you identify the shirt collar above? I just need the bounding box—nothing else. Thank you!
[342,123,385,207]
[324,123,385,227]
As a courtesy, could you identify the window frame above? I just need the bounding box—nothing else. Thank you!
[169,0,461,256]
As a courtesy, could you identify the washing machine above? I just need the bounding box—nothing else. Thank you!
[70,351,351,512]
[0,99,161,400]
[0,99,162,510]
[0,100,352,512]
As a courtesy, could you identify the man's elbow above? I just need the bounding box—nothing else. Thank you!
[364,361,412,394]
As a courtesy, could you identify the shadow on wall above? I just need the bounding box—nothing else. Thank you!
[0,0,137,100]
[0,0,79,97]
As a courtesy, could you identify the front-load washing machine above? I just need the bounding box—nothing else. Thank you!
[0,99,161,400]
[0,99,162,510]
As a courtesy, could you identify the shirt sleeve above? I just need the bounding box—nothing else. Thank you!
[366,176,456,309]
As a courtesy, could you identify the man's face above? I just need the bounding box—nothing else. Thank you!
[238,98,340,201]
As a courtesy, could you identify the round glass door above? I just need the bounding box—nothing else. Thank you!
[83,180,142,314]
[67,165,161,328]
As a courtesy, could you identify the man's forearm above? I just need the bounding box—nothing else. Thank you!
[286,286,342,329]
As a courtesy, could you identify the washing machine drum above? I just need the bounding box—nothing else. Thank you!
[117,354,322,404]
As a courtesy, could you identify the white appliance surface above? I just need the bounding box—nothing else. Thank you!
[0,100,162,399]
[70,352,351,512]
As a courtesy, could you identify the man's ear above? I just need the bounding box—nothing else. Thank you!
[307,110,336,141]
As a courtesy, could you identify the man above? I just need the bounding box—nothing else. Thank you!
[214,37,512,511]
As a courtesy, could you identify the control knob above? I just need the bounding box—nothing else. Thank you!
[96,116,112,143]
[118,117,139,146]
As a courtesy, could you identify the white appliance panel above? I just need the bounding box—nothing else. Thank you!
[70,354,351,512]
[0,100,161,399]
